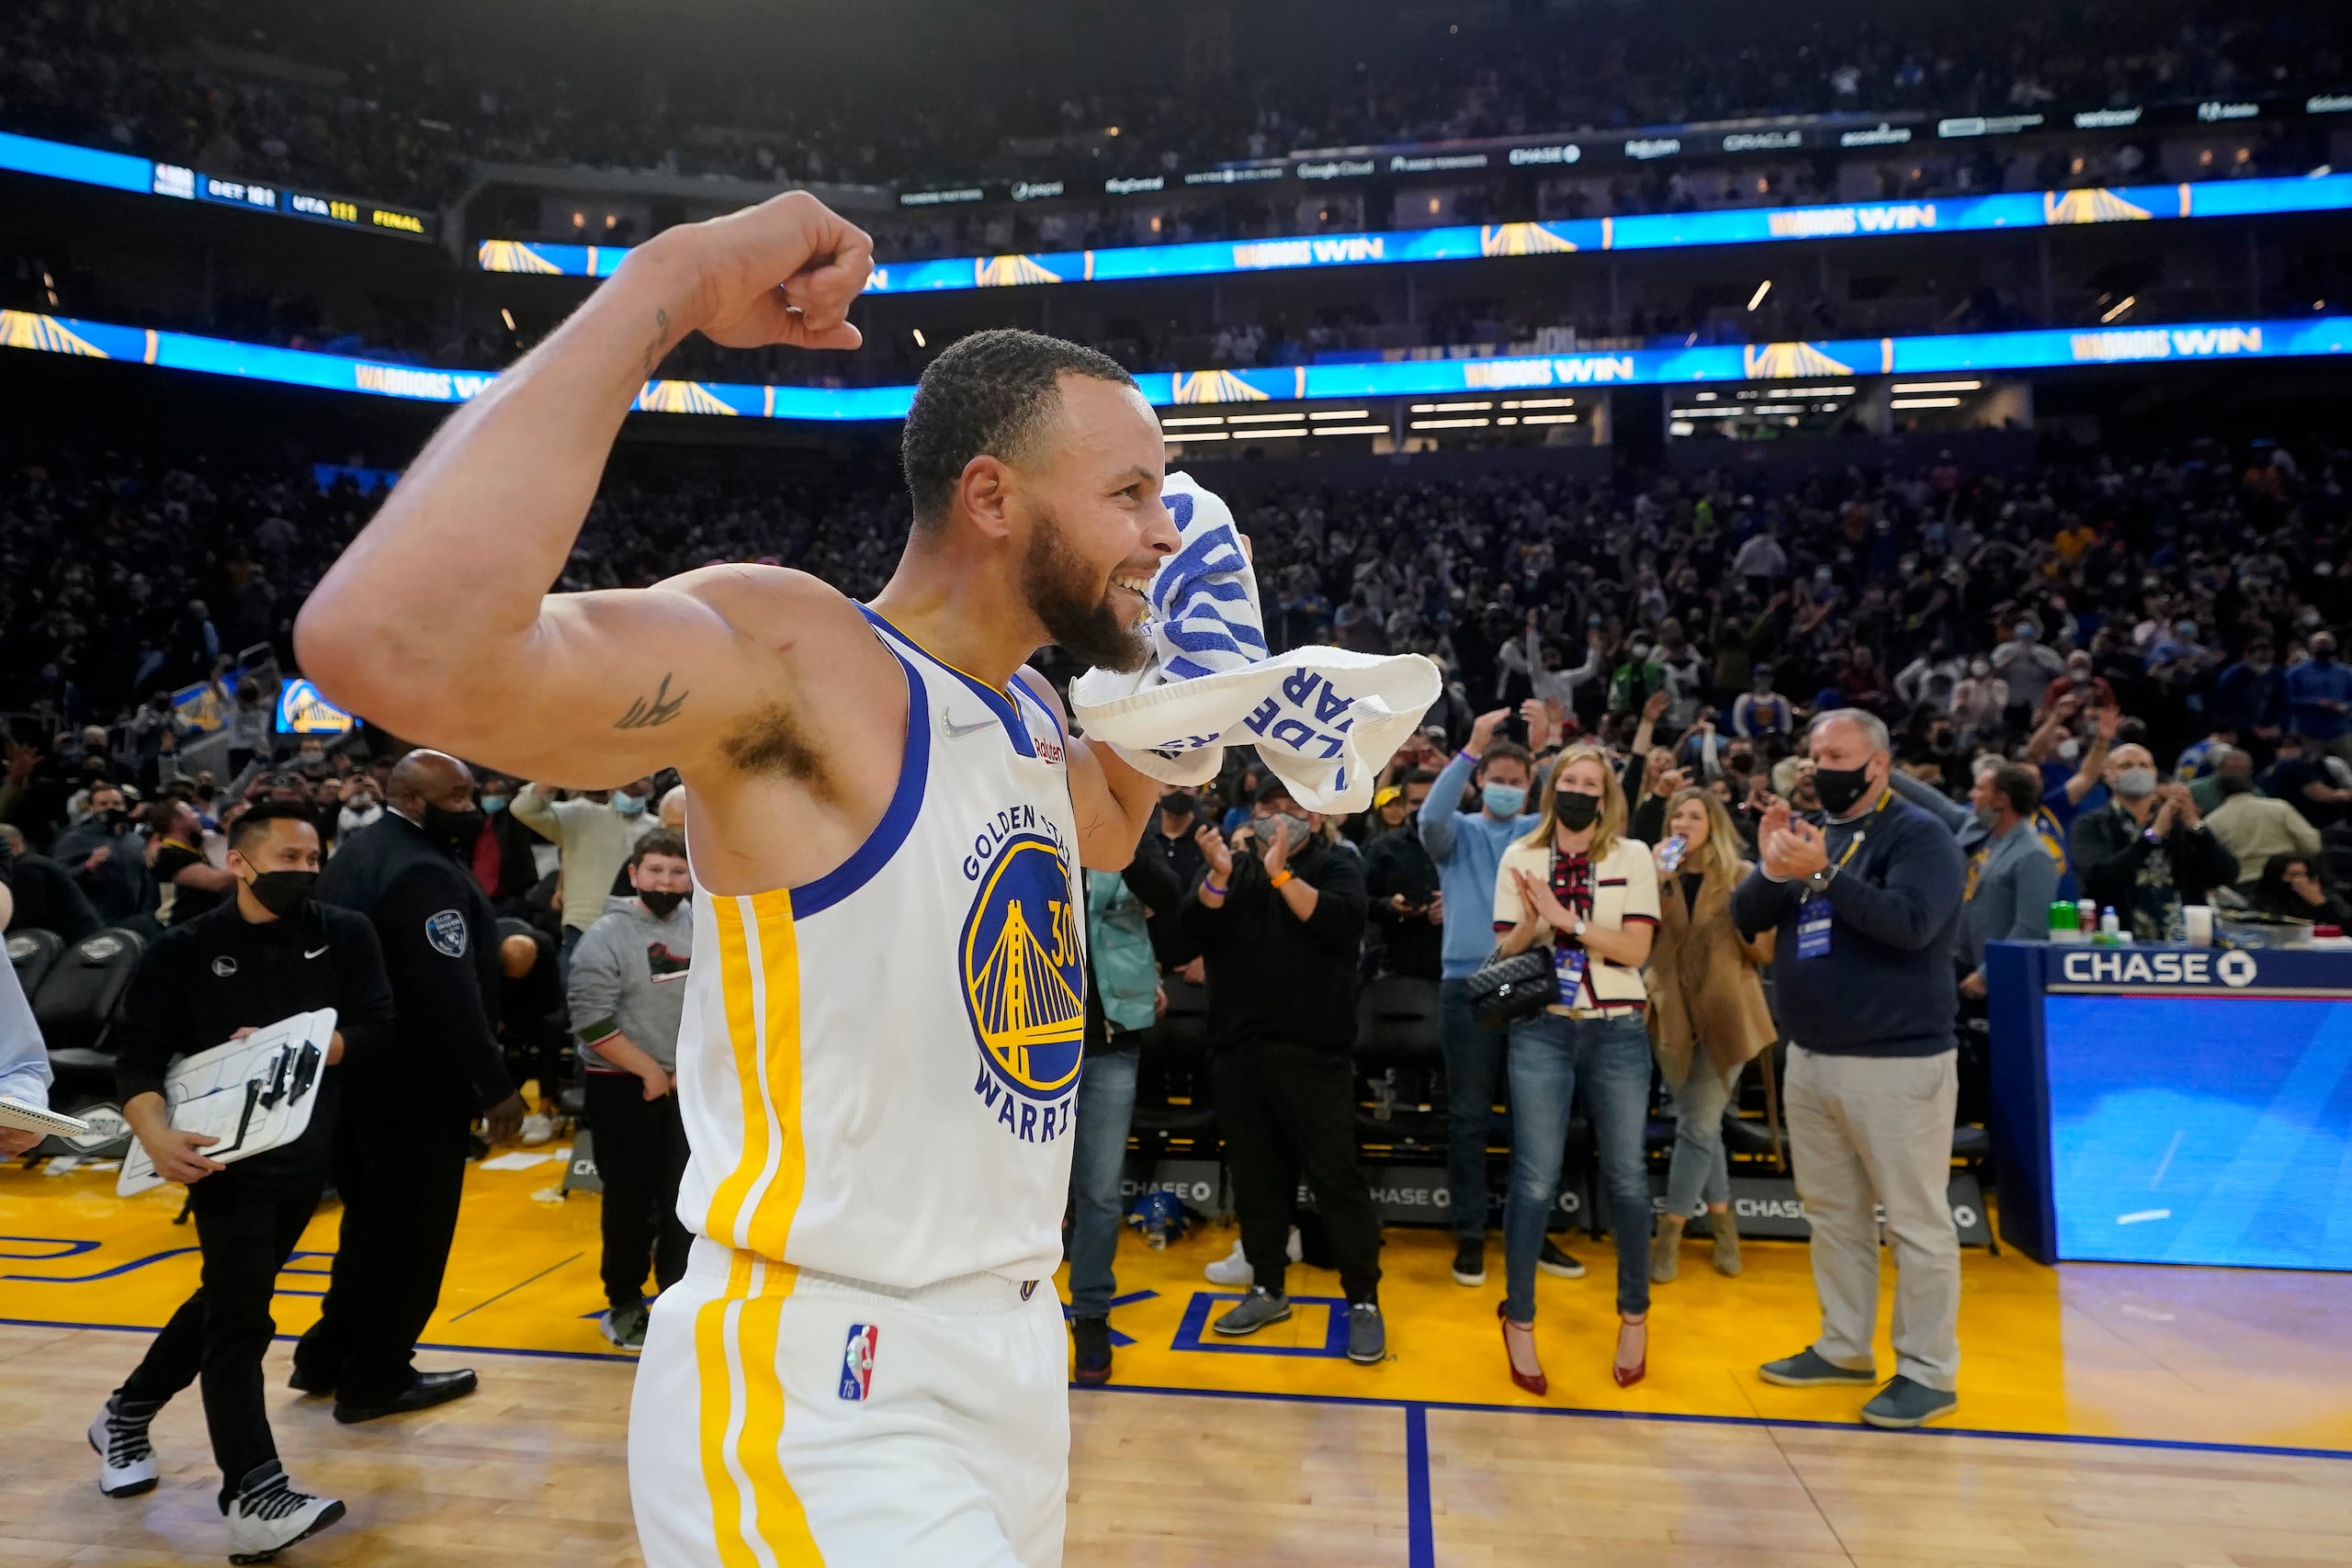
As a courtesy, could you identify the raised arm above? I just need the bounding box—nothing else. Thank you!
[293,192,874,787]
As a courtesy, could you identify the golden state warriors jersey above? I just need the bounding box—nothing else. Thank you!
[673,607,1086,1289]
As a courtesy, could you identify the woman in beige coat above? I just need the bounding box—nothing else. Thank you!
[1645,786,1776,1282]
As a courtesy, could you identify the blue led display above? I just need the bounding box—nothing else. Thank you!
[476,175,2352,290]
[2044,993,2352,1270]
[1,306,2344,419]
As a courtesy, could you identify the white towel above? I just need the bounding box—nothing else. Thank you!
[1070,472,1440,815]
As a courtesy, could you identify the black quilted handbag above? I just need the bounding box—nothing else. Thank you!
[1464,945,1557,1028]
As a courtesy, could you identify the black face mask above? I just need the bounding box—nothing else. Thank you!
[1555,790,1602,831]
[1813,763,1875,818]
[245,869,317,919]
[421,803,484,856]
[639,889,687,920]
[1160,792,1195,818]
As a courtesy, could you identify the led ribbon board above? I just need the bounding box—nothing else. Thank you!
[2,308,2344,420]
[477,174,2352,288]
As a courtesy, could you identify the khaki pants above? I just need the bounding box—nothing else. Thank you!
[1786,1045,1962,1392]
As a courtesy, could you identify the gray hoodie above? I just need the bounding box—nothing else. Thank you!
[568,893,694,1072]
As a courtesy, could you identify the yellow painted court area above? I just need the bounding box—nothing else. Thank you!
[5,1156,2351,1460]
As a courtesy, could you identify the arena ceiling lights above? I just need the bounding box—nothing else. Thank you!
[3,310,2346,422]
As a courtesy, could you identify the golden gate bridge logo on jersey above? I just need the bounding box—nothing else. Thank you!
[960,832,1084,1143]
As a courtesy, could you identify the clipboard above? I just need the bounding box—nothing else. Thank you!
[117,1009,336,1197]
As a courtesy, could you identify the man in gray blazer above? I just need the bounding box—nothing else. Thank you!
[1888,761,2057,998]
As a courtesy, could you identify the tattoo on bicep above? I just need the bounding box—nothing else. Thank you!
[615,672,688,729]
[640,307,670,377]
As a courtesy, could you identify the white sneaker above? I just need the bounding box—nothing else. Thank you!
[1203,1228,1304,1286]
[89,1397,158,1497]
[225,1462,345,1564]
[518,1113,556,1146]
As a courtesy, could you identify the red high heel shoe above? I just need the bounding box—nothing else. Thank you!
[1612,1314,1648,1389]
[1497,1302,1547,1395]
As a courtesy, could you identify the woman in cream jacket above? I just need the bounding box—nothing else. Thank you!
[1489,746,1659,1393]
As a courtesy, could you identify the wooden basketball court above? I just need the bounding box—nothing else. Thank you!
[4,1157,2350,1565]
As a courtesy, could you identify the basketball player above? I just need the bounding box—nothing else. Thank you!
[294,192,1179,1566]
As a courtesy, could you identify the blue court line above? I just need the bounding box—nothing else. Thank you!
[1403,1404,1435,1568]
[8,1312,2350,1466]
[2,1247,198,1282]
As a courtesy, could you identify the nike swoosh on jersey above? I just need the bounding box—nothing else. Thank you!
[304,946,330,959]
[941,710,999,739]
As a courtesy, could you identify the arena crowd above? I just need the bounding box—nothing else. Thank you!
[8,428,2352,1403]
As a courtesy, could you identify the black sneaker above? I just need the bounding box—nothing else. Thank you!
[1346,1303,1387,1364]
[1537,1238,1586,1279]
[1071,1316,1112,1387]
[1450,1238,1487,1286]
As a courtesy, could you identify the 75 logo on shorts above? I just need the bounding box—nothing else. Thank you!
[839,1323,879,1402]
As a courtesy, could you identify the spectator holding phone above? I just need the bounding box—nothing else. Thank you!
[1645,786,1775,1283]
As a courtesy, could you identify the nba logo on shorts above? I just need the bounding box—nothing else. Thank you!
[839,1323,879,1402]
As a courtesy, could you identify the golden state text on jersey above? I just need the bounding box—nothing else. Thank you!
[959,810,1084,1144]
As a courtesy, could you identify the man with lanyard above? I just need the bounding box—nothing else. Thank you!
[1733,709,1968,1430]
[88,802,396,1561]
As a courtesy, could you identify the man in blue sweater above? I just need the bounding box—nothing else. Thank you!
[1732,709,1968,1430]
[1416,702,1584,1289]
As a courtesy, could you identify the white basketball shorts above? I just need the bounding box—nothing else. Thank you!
[629,1237,1069,1567]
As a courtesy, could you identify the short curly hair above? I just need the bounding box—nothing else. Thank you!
[900,329,1136,528]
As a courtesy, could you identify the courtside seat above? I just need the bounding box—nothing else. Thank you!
[6,928,63,1001]
[32,926,144,1068]
[1352,974,1448,1151]
[1353,974,1442,1065]
[1130,976,1217,1155]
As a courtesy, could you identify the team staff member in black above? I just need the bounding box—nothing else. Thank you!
[89,802,395,1562]
[292,750,526,1421]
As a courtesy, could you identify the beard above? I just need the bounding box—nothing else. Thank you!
[1023,508,1149,673]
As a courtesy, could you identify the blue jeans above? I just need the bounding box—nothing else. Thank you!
[1502,1011,1654,1321]
[1065,1045,1139,1321]
[1663,1057,1736,1220]
[1438,978,1508,1240]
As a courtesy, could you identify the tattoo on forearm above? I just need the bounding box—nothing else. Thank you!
[640,307,670,377]
[615,672,688,729]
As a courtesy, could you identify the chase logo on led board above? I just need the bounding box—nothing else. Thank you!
[2053,948,2259,988]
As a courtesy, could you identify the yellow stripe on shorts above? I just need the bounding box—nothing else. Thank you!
[695,1253,820,1564]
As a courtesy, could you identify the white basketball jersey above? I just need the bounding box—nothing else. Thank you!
[673,607,1086,1289]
